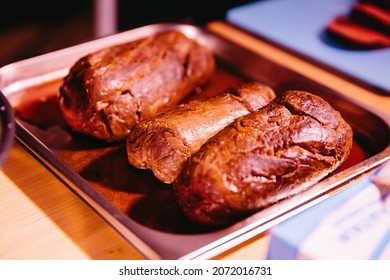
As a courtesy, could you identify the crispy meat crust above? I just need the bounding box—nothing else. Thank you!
[58,31,215,141]
[126,82,276,183]
[174,90,353,226]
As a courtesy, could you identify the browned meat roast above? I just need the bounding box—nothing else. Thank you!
[126,82,276,184]
[58,31,215,141]
[174,90,353,227]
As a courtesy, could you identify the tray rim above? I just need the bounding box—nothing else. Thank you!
[0,90,15,167]
[1,22,390,260]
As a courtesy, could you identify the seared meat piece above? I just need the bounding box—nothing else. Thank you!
[126,82,276,184]
[174,90,353,227]
[58,31,215,141]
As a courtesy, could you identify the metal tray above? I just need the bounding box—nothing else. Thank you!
[1,23,389,260]
[0,90,15,168]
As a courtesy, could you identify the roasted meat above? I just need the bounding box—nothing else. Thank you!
[126,82,276,184]
[58,31,215,141]
[174,90,353,227]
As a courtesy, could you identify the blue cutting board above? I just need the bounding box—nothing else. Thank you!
[227,0,390,94]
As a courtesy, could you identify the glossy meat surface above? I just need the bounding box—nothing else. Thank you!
[58,31,215,141]
[126,82,276,183]
[174,90,353,226]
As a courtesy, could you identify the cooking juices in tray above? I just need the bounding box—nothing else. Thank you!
[13,66,367,234]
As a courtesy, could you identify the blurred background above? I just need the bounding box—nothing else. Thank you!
[0,0,256,67]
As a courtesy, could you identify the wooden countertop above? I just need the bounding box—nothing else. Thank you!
[0,21,389,260]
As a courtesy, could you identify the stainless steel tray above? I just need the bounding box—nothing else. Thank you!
[0,90,15,167]
[1,23,389,260]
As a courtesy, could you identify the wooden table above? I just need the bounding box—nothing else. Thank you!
[1,21,389,260]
